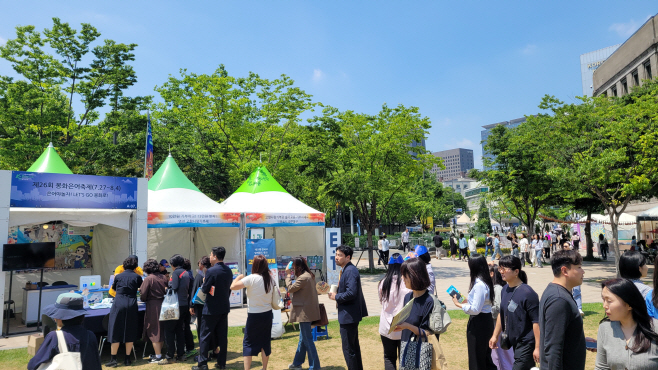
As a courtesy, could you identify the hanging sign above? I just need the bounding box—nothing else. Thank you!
[147,212,240,228]
[245,212,325,227]
[325,228,341,285]
[10,171,137,209]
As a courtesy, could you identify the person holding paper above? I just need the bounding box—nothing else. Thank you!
[378,253,412,370]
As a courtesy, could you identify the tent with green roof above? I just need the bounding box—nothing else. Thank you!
[27,143,73,174]
[146,154,241,284]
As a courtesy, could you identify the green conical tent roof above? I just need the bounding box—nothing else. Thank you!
[148,154,201,192]
[234,167,288,194]
[27,143,73,174]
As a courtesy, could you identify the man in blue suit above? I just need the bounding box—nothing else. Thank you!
[328,245,368,370]
[192,247,233,370]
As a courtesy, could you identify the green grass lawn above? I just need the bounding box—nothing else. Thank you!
[0,303,606,370]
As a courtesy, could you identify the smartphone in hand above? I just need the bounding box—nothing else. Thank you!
[447,285,464,303]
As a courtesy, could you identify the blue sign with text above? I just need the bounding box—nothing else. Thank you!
[10,171,138,209]
[246,238,277,275]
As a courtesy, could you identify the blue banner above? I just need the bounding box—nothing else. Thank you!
[10,171,138,209]
[245,238,276,275]
[144,112,154,179]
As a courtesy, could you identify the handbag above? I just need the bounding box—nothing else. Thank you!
[311,303,329,327]
[37,330,83,370]
[192,287,206,305]
[400,328,433,370]
[270,284,283,310]
[159,289,180,321]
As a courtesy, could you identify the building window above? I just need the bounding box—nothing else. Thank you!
[621,79,627,95]
[612,86,617,97]
[645,61,653,80]
[632,69,639,86]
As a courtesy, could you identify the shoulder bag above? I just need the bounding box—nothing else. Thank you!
[311,303,329,327]
[37,330,83,370]
[270,283,283,310]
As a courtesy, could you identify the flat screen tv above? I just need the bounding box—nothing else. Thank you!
[2,242,56,271]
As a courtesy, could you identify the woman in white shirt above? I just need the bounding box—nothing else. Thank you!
[468,235,478,255]
[452,254,496,370]
[230,254,275,370]
[378,253,412,370]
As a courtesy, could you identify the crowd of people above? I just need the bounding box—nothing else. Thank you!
[25,232,658,370]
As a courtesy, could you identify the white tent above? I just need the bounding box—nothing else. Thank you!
[218,167,325,264]
[455,214,471,225]
[147,155,241,268]
[576,213,637,244]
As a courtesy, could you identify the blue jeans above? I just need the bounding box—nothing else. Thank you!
[485,245,492,257]
[491,247,502,261]
[293,322,321,369]
[535,250,543,267]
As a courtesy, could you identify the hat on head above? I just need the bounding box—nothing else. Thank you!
[160,259,171,268]
[415,245,428,256]
[388,255,404,265]
[403,252,418,261]
[42,293,87,320]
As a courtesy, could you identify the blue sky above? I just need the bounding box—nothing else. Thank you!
[1,2,656,168]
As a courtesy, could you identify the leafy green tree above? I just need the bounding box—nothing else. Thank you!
[476,200,492,234]
[305,105,438,270]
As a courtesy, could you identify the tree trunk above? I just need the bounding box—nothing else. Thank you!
[585,209,593,259]
[366,227,374,272]
[609,213,620,277]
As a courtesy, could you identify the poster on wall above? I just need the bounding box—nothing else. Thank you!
[225,262,242,307]
[7,223,93,272]
[325,228,341,286]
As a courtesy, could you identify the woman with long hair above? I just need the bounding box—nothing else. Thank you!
[379,253,412,370]
[488,264,514,369]
[596,278,658,369]
[231,254,276,370]
[489,256,540,370]
[452,255,496,370]
[510,234,520,258]
[394,258,435,367]
[618,251,651,299]
[286,257,321,370]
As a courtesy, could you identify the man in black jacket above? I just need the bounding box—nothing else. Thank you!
[328,245,368,370]
[193,247,233,370]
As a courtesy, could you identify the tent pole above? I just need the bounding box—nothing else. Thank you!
[0,170,12,335]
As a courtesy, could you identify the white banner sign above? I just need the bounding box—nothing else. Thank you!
[325,228,342,285]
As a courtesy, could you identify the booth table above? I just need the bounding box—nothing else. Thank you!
[83,304,146,335]
[22,285,78,325]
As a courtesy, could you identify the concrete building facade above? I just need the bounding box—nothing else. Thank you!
[480,117,526,169]
[430,148,474,181]
[580,44,621,97]
[593,14,658,97]
[442,177,479,197]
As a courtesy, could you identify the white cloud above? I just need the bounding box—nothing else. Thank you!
[312,69,325,83]
[443,138,475,149]
[521,44,537,55]
[609,19,641,38]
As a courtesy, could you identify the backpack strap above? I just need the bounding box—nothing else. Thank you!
[55,330,68,353]
[179,271,186,279]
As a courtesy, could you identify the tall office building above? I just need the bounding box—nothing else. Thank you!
[580,45,621,97]
[430,148,474,181]
[480,117,526,168]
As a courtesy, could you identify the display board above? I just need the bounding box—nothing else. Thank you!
[2,242,55,271]
[7,224,93,271]
[325,228,341,285]
[225,262,242,307]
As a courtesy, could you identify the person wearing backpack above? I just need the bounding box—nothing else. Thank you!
[489,255,540,370]
[28,292,101,370]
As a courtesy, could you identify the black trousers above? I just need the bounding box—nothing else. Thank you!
[193,304,205,347]
[466,313,496,370]
[522,252,532,266]
[543,247,550,260]
[182,308,194,351]
[381,335,400,370]
[198,313,228,367]
[379,250,390,265]
[512,340,535,370]
[459,248,469,260]
[340,323,363,370]
[402,242,409,252]
[164,311,185,358]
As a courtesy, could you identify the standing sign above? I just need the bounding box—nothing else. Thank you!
[325,228,341,286]
[225,262,242,307]
[10,171,138,209]
[245,238,283,338]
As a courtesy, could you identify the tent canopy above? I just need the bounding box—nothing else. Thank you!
[578,213,636,224]
[455,214,471,224]
[148,154,200,192]
[638,206,658,221]
[27,142,73,174]
[220,167,322,215]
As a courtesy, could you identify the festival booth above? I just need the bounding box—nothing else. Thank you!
[0,144,147,333]
[637,206,658,245]
[575,213,637,248]
[218,167,326,274]
[146,155,243,305]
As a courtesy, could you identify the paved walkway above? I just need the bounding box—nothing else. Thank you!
[0,249,647,350]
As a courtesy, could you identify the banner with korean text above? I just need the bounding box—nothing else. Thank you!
[325,228,341,286]
[245,212,325,227]
[147,212,241,228]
